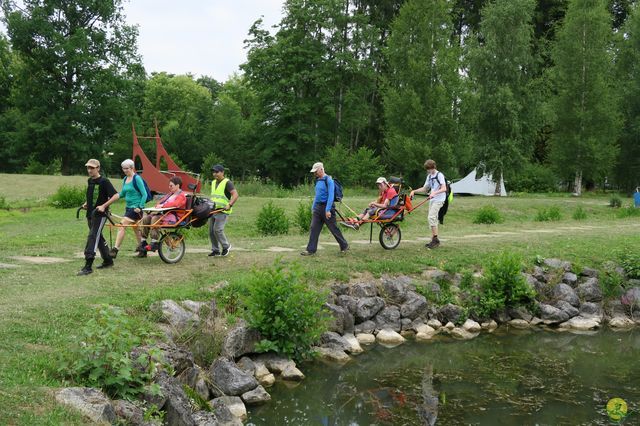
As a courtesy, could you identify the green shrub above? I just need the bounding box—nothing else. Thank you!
[535,206,562,222]
[256,201,289,235]
[293,199,313,233]
[619,252,640,279]
[243,263,328,361]
[61,305,163,399]
[474,252,536,318]
[609,195,622,208]
[505,163,559,193]
[572,205,587,220]
[601,269,625,299]
[617,204,640,218]
[415,278,455,306]
[0,196,8,210]
[473,205,503,224]
[50,185,85,208]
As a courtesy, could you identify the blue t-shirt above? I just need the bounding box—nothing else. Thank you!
[312,175,335,213]
[119,174,146,209]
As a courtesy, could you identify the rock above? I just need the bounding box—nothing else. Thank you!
[177,366,210,401]
[508,319,530,329]
[354,320,376,334]
[401,329,416,339]
[133,342,194,376]
[149,299,198,330]
[450,327,477,339]
[559,316,600,330]
[320,331,351,352]
[508,306,533,322]
[342,333,364,354]
[156,371,196,426]
[315,345,351,363]
[579,302,602,318]
[544,258,571,271]
[210,358,259,396]
[438,304,465,324]
[193,409,243,426]
[493,308,510,324]
[609,316,635,328]
[374,306,401,332]
[444,321,455,330]
[336,295,358,314]
[415,324,437,341]
[350,282,378,298]
[331,282,350,296]
[555,300,579,318]
[580,267,599,278]
[355,297,386,322]
[532,265,547,282]
[462,319,481,332]
[427,319,442,329]
[381,275,411,302]
[257,372,276,387]
[562,272,578,287]
[241,385,271,405]
[400,318,413,331]
[422,269,448,282]
[577,278,603,302]
[481,320,498,330]
[252,353,295,374]
[376,329,406,346]
[55,387,115,424]
[356,333,376,344]
[181,300,211,316]
[112,400,144,425]
[523,273,545,296]
[621,287,640,309]
[553,283,580,307]
[326,303,355,335]
[539,303,570,324]
[530,317,544,326]
[400,291,429,320]
[281,364,305,381]
[236,357,256,375]
[222,325,261,359]
[210,396,246,423]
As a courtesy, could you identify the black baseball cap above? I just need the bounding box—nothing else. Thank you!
[211,164,224,172]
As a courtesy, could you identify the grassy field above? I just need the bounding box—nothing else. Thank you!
[0,173,638,424]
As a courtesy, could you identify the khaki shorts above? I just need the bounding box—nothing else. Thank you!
[428,200,444,227]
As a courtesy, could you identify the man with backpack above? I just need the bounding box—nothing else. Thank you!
[301,162,349,256]
[410,159,447,249]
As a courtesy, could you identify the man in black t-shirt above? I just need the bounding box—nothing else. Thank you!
[78,159,117,276]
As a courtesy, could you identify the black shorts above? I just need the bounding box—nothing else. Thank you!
[124,207,143,221]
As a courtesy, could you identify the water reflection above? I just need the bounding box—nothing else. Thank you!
[248,328,640,425]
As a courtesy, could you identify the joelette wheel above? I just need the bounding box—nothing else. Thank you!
[158,232,186,264]
[379,223,401,250]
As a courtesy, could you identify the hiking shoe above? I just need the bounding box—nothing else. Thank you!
[77,267,93,276]
[340,222,359,230]
[109,247,119,258]
[340,245,349,254]
[221,245,232,256]
[136,241,147,252]
[300,250,315,256]
[146,242,160,252]
[425,238,440,249]
[208,250,221,257]
[96,261,114,269]
[136,250,147,258]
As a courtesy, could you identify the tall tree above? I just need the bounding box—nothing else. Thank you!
[549,0,620,195]
[615,3,640,192]
[2,0,143,174]
[383,0,463,184]
[467,0,540,194]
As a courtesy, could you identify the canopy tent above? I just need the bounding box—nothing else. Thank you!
[451,168,507,196]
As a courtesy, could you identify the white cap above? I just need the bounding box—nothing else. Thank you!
[376,177,388,185]
[310,162,323,173]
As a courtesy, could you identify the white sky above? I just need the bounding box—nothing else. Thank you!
[1,0,285,82]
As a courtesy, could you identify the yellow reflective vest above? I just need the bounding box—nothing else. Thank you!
[211,178,232,214]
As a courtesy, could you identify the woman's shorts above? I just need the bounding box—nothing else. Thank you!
[124,207,143,221]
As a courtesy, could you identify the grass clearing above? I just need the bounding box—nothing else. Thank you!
[0,174,639,424]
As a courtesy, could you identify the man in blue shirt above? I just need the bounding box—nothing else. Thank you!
[301,162,349,256]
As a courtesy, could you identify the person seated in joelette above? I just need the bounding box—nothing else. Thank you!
[137,176,187,257]
[343,177,397,230]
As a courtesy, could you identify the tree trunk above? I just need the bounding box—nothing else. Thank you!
[573,170,583,196]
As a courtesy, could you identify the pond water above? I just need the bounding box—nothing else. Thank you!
[247,328,640,425]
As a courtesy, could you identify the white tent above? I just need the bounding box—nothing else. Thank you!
[451,168,507,196]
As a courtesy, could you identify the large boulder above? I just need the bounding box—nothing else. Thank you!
[315,345,351,363]
[252,353,295,374]
[580,267,599,278]
[210,358,259,396]
[375,329,406,346]
[559,316,601,330]
[354,320,376,334]
[462,319,482,333]
[400,291,429,320]
[553,283,580,307]
[532,266,547,282]
[576,278,603,303]
[112,400,144,425]
[422,269,449,282]
[177,365,210,401]
[539,303,570,324]
[325,303,354,334]
[55,387,115,424]
[350,282,378,298]
[336,295,358,314]
[381,275,411,303]
[355,297,385,322]
[331,282,350,296]
[222,325,261,359]
[149,299,199,330]
[438,304,465,324]
[156,371,196,426]
[450,327,477,340]
[209,396,245,425]
[555,300,579,319]
[508,306,533,322]
[579,302,602,318]
[320,331,351,352]
[374,306,401,332]
[523,273,545,296]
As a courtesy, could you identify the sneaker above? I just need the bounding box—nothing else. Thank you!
[109,247,119,259]
[208,251,221,257]
[146,242,160,252]
[300,250,315,256]
[340,222,359,230]
[136,250,147,258]
[425,238,440,249]
[77,267,92,276]
[221,245,232,256]
[96,261,114,269]
[340,245,349,254]
[136,241,147,252]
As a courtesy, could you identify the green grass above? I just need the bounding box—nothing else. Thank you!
[0,174,639,424]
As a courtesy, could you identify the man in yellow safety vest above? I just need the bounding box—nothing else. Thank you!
[209,164,239,256]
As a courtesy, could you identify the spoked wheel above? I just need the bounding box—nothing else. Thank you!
[158,232,186,264]
[379,223,401,250]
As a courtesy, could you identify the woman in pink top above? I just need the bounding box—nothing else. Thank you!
[343,177,397,230]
